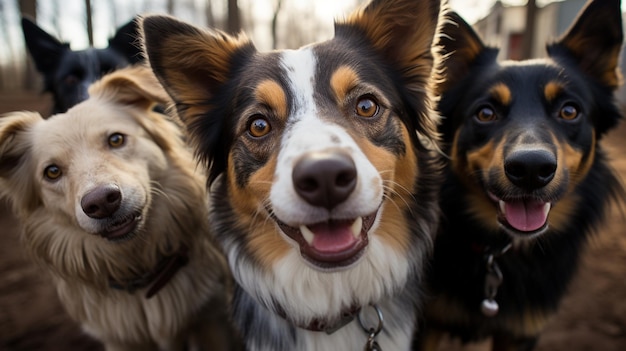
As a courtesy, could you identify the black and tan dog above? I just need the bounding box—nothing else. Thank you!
[141,0,443,349]
[416,0,624,350]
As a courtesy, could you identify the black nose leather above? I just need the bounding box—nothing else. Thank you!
[504,150,557,190]
[81,185,122,219]
[292,151,357,210]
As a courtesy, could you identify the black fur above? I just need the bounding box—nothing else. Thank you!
[21,16,142,114]
[416,1,624,350]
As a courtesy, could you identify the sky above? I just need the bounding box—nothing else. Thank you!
[450,0,507,23]
[449,0,571,23]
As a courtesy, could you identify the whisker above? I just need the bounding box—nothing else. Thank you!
[383,180,416,217]
[382,192,402,213]
[149,181,173,204]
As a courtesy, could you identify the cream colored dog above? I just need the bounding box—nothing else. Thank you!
[0,66,236,351]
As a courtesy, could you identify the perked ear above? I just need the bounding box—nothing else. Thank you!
[89,65,170,110]
[21,16,68,74]
[436,11,498,95]
[0,112,42,214]
[547,0,624,89]
[108,17,143,64]
[336,0,442,139]
[339,0,441,69]
[88,66,181,153]
[140,15,254,112]
[140,15,256,181]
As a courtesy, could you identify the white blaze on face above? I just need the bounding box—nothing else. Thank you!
[269,48,383,227]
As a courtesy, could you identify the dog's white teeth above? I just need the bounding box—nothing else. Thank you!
[543,202,551,216]
[300,225,315,245]
[351,217,363,238]
[499,200,506,214]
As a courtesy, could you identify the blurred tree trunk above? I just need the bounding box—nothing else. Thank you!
[18,0,37,19]
[167,0,174,15]
[271,0,282,49]
[227,0,240,34]
[85,0,94,46]
[521,0,536,59]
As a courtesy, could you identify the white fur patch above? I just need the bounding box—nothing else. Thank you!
[270,48,383,226]
[232,206,415,328]
[225,47,410,327]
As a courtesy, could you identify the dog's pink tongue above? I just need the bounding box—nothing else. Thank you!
[504,200,549,232]
[308,221,357,253]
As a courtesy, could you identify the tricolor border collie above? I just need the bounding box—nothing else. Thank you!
[141,0,443,349]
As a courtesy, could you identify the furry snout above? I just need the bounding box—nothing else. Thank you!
[76,183,146,242]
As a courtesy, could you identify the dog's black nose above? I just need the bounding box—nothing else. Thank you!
[81,185,122,219]
[292,151,357,210]
[504,150,557,190]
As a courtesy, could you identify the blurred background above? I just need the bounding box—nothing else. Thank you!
[2,0,626,110]
[0,1,624,86]
[0,1,625,350]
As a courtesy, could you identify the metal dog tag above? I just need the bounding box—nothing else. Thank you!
[364,334,382,351]
[359,304,384,351]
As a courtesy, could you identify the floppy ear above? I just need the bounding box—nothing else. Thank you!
[108,17,143,64]
[336,0,442,141]
[21,16,68,75]
[88,66,179,151]
[0,112,42,214]
[547,0,623,89]
[89,65,170,109]
[436,11,498,95]
[141,15,256,183]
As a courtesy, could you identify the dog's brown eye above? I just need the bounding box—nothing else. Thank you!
[475,107,497,122]
[559,104,579,120]
[248,116,271,138]
[355,96,379,118]
[108,133,125,148]
[44,165,62,180]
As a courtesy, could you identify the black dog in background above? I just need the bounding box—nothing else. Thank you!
[21,17,142,114]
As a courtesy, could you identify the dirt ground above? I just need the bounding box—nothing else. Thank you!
[0,93,625,350]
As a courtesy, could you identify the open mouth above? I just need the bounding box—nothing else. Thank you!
[99,212,142,242]
[489,193,551,238]
[273,210,379,270]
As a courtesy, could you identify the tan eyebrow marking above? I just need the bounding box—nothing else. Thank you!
[255,79,288,119]
[489,83,512,106]
[544,81,564,102]
[330,66,360,103]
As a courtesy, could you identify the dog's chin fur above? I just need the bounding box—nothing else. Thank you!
[0,66,233,350]
[141,0,444,349]
[231,226,413,324]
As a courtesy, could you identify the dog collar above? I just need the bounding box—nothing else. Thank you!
[276,301,385,348]
[109,244,189,299]
[275,303,361,334]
